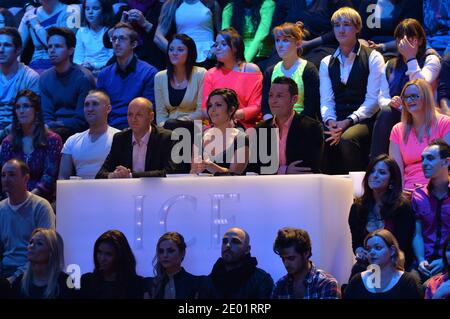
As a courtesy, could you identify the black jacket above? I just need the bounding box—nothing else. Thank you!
[248,112,323,174]
[80,272,145,299]
[95,124,176,178]
[145,268,213,299]
[208,255,274,299]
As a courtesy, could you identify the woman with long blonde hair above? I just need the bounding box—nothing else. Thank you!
[389,79,450,191]
[11,228,75,299]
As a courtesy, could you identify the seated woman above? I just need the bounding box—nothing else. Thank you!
[221,0,275,64]
[0,90,62,201]
[357,0,423,58]
[155,34,206,131]
[11,228,75,299]
[203,27,263,129]
[73,0,114,76]
[18,0,80,74]
[389,79,450,192]
[344,229,423,299]
[425,235,450,299]
[144,232,209,299]
[191,88,249,175]
[371,18,442,158]
[319,7,384,174]
[262,22,320,120]
[348,154,415,280]
[80,230,144,299]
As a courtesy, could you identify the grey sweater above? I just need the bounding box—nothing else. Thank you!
[0,193,55,279]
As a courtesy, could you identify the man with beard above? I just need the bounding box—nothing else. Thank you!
[272,227,340,299]
[209,227,274,299]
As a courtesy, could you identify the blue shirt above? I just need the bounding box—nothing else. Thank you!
[97,56,157,129]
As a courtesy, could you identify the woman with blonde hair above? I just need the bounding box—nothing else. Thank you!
[389,79,450,191]
[11,228,75,299]
[261,22,320,121]
[344,229,423,299]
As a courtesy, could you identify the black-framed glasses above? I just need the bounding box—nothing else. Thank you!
[401,94,421,102]
[110,35,129,43]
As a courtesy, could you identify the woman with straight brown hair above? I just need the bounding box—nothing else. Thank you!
[10,228,75,299]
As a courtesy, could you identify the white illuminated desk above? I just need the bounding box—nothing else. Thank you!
[57,174,354,285]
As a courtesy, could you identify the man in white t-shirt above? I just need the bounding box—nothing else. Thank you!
[58,90,120,179]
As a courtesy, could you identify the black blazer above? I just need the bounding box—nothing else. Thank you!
[95,125,176,178]
[248,112,324,174]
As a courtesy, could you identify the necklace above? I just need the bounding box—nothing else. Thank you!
[172,77,187,89]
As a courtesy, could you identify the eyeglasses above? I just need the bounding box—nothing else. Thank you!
[401,94,421,102]
[110,36,129,43]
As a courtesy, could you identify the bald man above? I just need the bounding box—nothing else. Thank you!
[95,97,176,178]
[59,90,120,179]
[208,227,274,299]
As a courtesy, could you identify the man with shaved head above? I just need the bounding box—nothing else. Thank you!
[208,227,274,299]
[96,97,175,178]
[59,90,120,179]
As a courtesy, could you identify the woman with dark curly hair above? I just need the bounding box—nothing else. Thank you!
[0,89,62,201]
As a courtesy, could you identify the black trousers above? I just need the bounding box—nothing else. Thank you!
[322,115,376,174]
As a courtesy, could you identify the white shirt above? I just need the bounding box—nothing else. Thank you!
[7,192,31,212]
[319,45,384,123]
[378,54,441,108]
[175,1,214,63]
[62,126,119,179]
[132,127,152,173]
[74,26,113,69]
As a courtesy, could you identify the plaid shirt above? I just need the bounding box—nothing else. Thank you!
[272,262,341,299]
